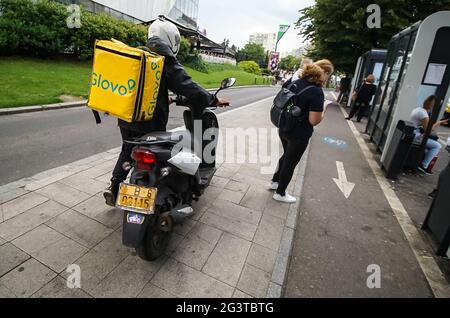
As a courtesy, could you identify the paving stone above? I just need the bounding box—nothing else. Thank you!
[0,283,16,298]
[137,283,175,298]
[171,234,216,271]
[0,258,56,298]
[95,172,112,184]
[219,188,245,204]
[152,258,234,298]
[59,174,107,196]
[191,186,222,220]
[210,176,230,189]
[73,194,122,229]
[12,225,88,273]
[174,218,197,236]
[1,192,49,221]
[0,201,67,241]
[237,264,271,298]
[264,198,290,220]
[203,233,251,286]
[225,180,250,193]
[25,171,76,192]
[79,161,116,178]
[31,276,91,298]
[231,173,268,187]
[215,166,237,179]
[200,212,257,241]
[0,237,5,246]
[240,185,271,212]
[187,222,223,246]
[46,210,113,248]
[0,243,30,277]
[36,182,91,208]
[232,289,253,298]
[246,243,277,273]
[0,188,29,205]
[91,255,166,298]
[165,232,184,256]
[62,231,130,293]
[253,214,285,252]
[208,199,262,225]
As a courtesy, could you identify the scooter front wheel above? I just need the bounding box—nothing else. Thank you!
[136,212,173,261]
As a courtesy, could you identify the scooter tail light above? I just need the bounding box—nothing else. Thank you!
[131,148,157,165]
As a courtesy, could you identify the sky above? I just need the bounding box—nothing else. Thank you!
[197,0,315,55]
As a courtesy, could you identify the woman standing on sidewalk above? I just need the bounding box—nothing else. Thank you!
[345,74,377,122]
[271,59,334,203]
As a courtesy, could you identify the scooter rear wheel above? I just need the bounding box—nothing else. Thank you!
[136,213,172,261]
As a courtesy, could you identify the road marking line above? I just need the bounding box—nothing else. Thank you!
[330,92,338,100]
[338,104,450,298]
[216,96,274,118]
[333,161,355,199]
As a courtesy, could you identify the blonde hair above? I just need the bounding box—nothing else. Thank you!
[296,58,313,78]
[301,59,334,86]
[366,74,376,84]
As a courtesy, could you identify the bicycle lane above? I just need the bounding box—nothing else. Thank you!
[284,101,434,297]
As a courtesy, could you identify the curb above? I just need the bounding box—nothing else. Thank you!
[0,85,274,117]
[267,146,311,298]
[0,100,87,116]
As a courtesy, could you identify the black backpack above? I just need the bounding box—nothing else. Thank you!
[270,80,313,132]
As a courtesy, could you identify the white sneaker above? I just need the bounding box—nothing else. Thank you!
[273,192,297,204]
[269,181,279,190]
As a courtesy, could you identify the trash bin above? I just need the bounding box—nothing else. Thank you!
[422,151,450,257]
[381,120,416,179]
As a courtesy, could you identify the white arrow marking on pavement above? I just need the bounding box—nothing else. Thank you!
[333,161,355,199]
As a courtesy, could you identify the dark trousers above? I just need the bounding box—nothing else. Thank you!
[111,127,143,184]
[272,131,309,196]
[348,102,368,122]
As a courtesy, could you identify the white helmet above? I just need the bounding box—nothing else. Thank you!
[148,18,181,56]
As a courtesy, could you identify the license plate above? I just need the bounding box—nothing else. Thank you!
[116,183,158,215]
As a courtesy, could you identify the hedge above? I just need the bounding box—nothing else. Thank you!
[0,0,147,58]
[238,60,262,75]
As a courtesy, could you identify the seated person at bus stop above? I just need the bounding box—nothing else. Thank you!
[346,74,377,122]
[409,95,448,175]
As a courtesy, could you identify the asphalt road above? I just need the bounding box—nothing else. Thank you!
[0,86,278,186]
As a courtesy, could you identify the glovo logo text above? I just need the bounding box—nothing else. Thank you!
[91,73,136,96]
[147,61,162,116]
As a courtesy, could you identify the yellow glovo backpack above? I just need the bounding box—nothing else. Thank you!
[87,39,165,123]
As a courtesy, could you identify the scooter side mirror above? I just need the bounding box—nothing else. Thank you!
[220,77,236,89]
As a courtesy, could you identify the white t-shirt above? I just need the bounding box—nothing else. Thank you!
[410,107,428,128]
[410,107,429,143]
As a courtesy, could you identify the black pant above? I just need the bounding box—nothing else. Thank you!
[272,131,309,196]
[348,102,368,122]
[111,127,143,184]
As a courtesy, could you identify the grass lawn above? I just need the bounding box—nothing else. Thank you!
[0,57,269,108]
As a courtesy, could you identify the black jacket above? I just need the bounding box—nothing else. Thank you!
[355,82,377,105]
[118,36,216,133]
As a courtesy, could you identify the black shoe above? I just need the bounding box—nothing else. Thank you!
[103,181,120,207]
[345,117,351,120]
[418,165,434,176]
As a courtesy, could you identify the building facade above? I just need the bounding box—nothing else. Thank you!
[56,0,199,28]
[249,32,276,52]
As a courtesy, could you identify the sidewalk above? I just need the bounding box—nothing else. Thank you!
[0,97,303,298]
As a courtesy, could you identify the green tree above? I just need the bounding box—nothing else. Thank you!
[279,55,300,71]
[296,0,450,73]
[236,43,266,68]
